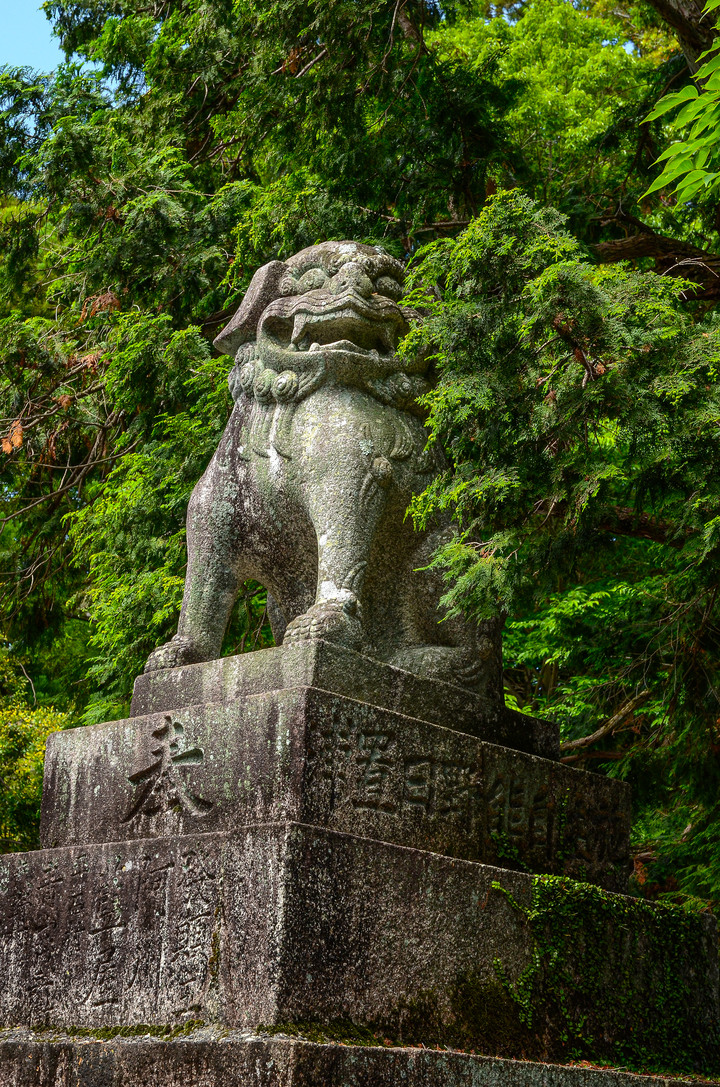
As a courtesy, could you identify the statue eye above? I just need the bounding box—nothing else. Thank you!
[295,267,328,293]
[374,275,403,301]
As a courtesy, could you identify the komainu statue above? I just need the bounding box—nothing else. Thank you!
[144,241,503,702]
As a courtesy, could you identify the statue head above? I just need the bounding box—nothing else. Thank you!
[214,241,423,378]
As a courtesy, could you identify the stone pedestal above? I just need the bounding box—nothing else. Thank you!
[128,641,558,759]
[1,642,719,1083]
[42,680,628,890]
[0,1030,717,1087]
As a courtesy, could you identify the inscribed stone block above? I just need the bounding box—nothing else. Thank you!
[41,688,629,889]
[0,823,716,1071]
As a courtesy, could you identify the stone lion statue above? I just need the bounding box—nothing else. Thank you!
[144,240,503,701]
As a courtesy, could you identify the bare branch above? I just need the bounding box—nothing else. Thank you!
[532,499,695,547]
[294,49,328,79]
[560,689,652,755]
[592,214,720,300]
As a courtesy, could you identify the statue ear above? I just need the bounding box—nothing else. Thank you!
[213,260,289,355]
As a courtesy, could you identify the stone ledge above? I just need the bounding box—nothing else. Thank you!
[129,641,559,760]
[0,1029,717,1087]
[1,825,717,1070]
[41,686,629,889]
[0,826,535,1033]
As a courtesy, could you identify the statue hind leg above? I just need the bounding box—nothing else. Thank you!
[387,525,505,704]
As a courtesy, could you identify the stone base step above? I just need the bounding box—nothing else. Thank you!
[128,640,558,759]
[1,824,717,1071]
[0,1029,717,1087]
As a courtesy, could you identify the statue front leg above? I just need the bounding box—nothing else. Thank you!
[144,435,246,673]
[283,412,389,652]
[282,499,374,652]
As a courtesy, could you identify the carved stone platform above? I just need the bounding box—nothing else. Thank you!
[1,1030,717,1087]
[1,643,719,1082]
[1,824,718,1065]
[42,682,629,889]
[129,641,559,759]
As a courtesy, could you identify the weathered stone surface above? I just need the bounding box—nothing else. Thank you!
[0,826,533,1031]
[4,237,717,1087]
[130,641,559,760]
[1,824,716,1071]
[42,687,628,890]
[142,241,505,703]
[1,1030,717,1087]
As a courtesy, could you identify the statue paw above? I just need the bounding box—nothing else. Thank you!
[387,646,483,692]
[283,596,364,651]
[143,635,205,674]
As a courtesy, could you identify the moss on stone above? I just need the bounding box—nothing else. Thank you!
[491,875,720,1076]
[44,1020,207,1041]
[259,875,720,1079]
[449,973,536,1056]
[208,922,221,982]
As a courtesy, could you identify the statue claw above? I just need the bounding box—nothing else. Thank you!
[283,597,364,652]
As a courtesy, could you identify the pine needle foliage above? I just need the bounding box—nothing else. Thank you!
[406,191,720,902]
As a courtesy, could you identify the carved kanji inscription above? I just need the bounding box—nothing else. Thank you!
[123,716,213,823]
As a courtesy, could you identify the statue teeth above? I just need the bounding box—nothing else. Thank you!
[291,314,306,344]
[379,327,393,353]
[309,342,321,353]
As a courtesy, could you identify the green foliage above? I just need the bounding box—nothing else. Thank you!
[493,874,719,1073]
[430,0,657,223]
[645,0,720,205]
[70,344,272,723]
[407,190,720,623]
[0,645,71,851]
[407,190,720,903]
[503,568,720,906]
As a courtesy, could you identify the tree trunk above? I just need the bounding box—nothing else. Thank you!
[643,0,716,71]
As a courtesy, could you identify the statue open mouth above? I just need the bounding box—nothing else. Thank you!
[258,291,407,363]
[289,310,396,355]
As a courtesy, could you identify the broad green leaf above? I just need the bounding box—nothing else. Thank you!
[646,84,699,121]
[674,95,717,128]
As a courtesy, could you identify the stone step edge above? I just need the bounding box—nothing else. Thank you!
[17,819,545,875]
[129,640,559,760]
[73,683,568,772]
[13,819,628,885]
[129,639,494,716]
[131,678,546,748]
[0,1027,716,1087]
